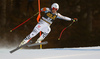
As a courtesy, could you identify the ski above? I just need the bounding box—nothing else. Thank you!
[10,41,48,53]
[28,41,48,47]
[10,41,31,53]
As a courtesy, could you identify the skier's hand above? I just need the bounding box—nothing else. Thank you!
[72,18,78,22]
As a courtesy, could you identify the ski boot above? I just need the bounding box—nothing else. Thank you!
[19,40,31,47]
[35,40,42,43]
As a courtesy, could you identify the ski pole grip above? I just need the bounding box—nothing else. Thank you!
[10,30,12,32]
[58,38,60,40]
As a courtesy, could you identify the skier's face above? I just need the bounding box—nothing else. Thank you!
[52,9,57,13]
[52,7,57,13]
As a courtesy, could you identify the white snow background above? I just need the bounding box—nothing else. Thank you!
[0,46,100,59]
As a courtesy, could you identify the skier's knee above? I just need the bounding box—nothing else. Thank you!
[46,27,51,33]
[30,31,38,38]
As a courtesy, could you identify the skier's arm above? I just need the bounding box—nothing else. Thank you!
[57,13,72,21]
[57,13,78,22]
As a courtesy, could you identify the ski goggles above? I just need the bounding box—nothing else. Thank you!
[52,7,57,11]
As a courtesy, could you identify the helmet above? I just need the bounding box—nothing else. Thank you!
[51,3,59,11]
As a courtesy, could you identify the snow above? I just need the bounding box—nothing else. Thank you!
[0,46,100,59]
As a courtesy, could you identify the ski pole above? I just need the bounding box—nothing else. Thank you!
[58,22,74,40]
[10,12,39,32]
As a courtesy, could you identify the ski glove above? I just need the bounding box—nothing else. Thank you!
[71,18,78,22]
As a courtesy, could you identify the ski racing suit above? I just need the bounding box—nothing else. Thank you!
[20,7,72,45]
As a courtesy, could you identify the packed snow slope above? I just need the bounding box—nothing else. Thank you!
[0,46,100,59]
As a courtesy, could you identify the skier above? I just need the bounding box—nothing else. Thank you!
[19,3,78,46]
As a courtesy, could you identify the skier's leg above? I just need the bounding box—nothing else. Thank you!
[36,26,51,43]
[19,24,41,46]
[35,32,49,43]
